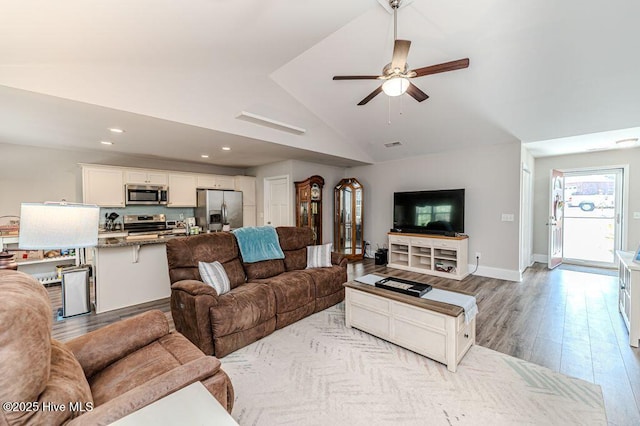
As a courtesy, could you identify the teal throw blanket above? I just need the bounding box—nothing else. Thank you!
[232,226,285,263]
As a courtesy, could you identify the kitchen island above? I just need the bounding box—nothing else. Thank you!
[93,234,182,313]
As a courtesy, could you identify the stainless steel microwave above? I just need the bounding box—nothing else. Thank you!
[125,185,168,205]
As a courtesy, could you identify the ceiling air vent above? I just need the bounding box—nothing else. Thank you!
[384,141,402,148]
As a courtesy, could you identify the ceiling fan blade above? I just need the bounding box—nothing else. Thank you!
[391,39,411,71]
[333,75,381,80]
[357,86,383,105]
[412,58,470,77]
[406,83,429,102]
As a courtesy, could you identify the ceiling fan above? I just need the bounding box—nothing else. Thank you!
[333,0,469,105]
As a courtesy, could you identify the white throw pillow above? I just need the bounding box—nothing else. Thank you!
[306,243,333,268]
[198,261,231,295]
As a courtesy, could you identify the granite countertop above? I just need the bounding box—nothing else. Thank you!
[97,233,187,248]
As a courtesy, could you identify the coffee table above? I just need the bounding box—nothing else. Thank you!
[110,382,238,425]
[344,280,476,372]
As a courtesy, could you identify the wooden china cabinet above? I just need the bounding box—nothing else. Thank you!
[334,178,364,260]
[294,175,324,245]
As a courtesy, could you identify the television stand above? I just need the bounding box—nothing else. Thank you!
[387,232,469,280]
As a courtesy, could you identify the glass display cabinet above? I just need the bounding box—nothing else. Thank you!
[334,178,364,260]
[295,175,324,245]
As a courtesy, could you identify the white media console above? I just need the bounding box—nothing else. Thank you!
[387,232,469,280]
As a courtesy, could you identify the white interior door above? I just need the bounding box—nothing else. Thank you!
[548,169,565,269]
[264,176,290,227]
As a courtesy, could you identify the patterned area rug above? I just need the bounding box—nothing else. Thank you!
[222,303,606,425]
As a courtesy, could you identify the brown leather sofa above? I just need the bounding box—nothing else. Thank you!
[0,270,233,426]
[166,226,347,358]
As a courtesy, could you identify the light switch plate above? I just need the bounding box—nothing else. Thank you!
[634,212,640,219]
[501,213,515,222]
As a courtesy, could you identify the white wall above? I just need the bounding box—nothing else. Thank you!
[0,143,245,216]
[247,160,294,227]
[347,142,523,281]
[248,160,346,244]
[532,147,640,257]
[4,141,526,280]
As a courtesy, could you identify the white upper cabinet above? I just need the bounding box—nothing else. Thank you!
[82,166,125,207]
[81,164,239,209]
[167,173,197,207]
[196,174,235,190]
[124,169,168,185]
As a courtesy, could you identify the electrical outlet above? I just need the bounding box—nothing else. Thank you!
[475,252,481,259]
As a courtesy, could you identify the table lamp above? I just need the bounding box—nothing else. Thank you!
[19,202,99,318]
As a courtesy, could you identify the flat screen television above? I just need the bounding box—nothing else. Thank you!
[393,189,465,235]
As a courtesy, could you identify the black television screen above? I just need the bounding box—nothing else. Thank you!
[393,189,465,234]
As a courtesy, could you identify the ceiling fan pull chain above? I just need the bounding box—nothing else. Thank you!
[388,96,392,125]
[393,2,398,40]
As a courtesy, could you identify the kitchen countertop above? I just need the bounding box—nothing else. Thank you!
[97,234,185,248]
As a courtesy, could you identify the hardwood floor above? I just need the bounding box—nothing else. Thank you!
[47,260,640,425]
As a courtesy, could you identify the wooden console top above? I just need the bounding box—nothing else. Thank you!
[387,232,468,240]
[344,280,474,318]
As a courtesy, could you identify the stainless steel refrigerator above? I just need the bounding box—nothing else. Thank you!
[196,189,243,231]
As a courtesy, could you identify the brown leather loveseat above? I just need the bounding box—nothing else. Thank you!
[166,226,347,358]
[0,270,234,426]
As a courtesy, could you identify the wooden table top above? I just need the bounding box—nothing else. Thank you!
[344,279,474,318]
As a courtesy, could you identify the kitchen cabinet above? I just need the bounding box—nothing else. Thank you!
[196,174,235,190]
[124,169,168,185]
[242,205,257,228]
[234,176,256,205]
[81,164,240,209]
[82,166,125,207]
[234,176,257,227]
[168,173,197,207]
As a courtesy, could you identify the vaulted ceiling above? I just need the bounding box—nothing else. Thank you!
[1,0,639,167]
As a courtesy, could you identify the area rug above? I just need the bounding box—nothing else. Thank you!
[222,303,606,425]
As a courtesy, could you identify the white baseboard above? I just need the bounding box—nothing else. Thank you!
[467,264,522,282]
[532,253,548,264]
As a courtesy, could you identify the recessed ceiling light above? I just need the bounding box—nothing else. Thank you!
[100,141,113,145]
[615,138,638,148]
[221,146,231,151]
[201,154,209,158]
[109,128,125,133]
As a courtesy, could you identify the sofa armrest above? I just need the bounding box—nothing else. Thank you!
[170,280,218,356]
[66,310,169,378]
[65,356,221,426]
[331,252,347,268]
[171,279,219,300]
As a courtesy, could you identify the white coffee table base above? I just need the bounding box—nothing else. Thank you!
[345,286,475,372]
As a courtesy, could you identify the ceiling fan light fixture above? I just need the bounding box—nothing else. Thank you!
[382,77,410,96]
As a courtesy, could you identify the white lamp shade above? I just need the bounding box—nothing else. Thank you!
[382,77,410,96]
[19,203,99,249]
